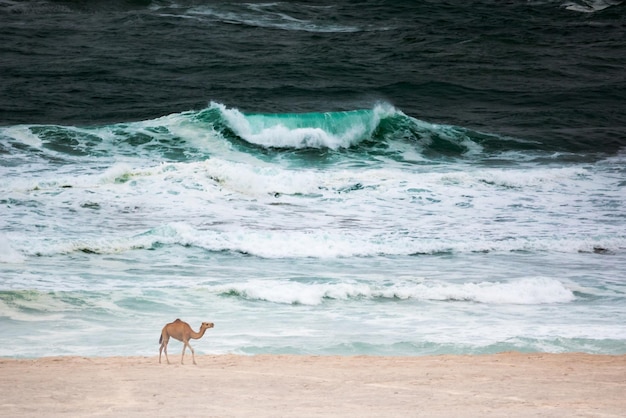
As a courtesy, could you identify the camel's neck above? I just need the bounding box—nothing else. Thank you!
[190,328,207,340]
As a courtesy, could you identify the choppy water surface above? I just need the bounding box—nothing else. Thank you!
[1,1,625,357]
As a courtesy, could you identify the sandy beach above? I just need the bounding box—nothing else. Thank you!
[0,353,624,417]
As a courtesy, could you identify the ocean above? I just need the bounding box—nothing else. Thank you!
[1,0,625,358]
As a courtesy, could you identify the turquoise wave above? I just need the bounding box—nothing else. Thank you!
[196,102,531,160]
[197,102,393,150]
[1,101,566,165]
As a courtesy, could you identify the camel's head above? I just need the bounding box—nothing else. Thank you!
[201,322,215,330]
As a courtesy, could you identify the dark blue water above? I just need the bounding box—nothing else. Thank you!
[1,1,625,152]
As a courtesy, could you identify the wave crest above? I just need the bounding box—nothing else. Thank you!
[213,277,575,306]
[201,102,396,150]
[1,101,551,163]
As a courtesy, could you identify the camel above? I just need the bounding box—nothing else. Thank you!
[159,319,214,365]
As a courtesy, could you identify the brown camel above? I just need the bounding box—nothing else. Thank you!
[159,319,214,365]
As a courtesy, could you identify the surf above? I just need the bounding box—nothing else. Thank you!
[196,102,396,150]
[178,102,564,163]
[2,101,584,167]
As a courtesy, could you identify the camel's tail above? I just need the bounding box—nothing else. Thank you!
[159,334,162,344]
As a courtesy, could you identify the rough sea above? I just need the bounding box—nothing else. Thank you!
[1,0,625,358]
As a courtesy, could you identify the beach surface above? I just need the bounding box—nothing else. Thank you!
[1,353,624,417]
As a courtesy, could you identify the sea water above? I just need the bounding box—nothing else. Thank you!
[1,1,625,358]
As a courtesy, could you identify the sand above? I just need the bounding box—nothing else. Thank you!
[0,353,624,417]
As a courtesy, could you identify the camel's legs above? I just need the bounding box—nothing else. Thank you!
[181,341,197,365]
[189,343,197,365]
[164,343,170,364]
[159,338,170,364]
[181,340,187,364]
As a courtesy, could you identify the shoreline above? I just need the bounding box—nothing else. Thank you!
[1,352,625,417]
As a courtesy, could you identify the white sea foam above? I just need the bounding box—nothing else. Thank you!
[7,150,624,259]
[16,220,625,259]
[211,277,575,306]
[181,3,362,33]
[563,0,623,13]
[0,234,26,263]
[0,125,43,148]
[215,102,393,149]
[97,163,137,184]
[0,290,68,321]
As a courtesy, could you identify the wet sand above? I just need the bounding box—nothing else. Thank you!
[1,353,624,417]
